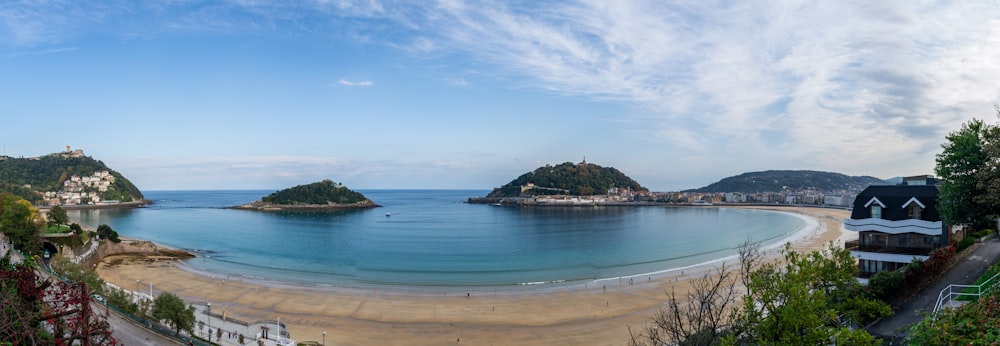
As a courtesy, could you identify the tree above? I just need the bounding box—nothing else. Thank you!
[729,243,888,345]
[0,193,43,256]
[96,224,121,243]
[628,240,763,346]
[47,205,69,227]
[152,292,195,335]
[975,111,1000,219]
[50,255,105,296]
[936,118,996,230]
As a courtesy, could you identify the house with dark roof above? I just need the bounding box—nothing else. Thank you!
[843,175,952,279]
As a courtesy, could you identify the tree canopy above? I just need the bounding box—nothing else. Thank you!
[0,193,43,256]
[935,118,1000,230]
[486,161,646,197]
[47,205,69,227]
[730,243,888,345]
[96,224,121,243]
[259,179,371,205]
[629,242,889,346]
[152,292,195,335]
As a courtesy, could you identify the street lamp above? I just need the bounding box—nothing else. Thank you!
[322,330,326,345]
[206,302,212,343]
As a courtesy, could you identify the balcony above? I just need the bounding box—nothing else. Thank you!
[845,239,934,256]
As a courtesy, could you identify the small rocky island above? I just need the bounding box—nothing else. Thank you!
[469,160,647,206]
[233,179,379,211]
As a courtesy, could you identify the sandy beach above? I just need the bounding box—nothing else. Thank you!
[95,206,852,345]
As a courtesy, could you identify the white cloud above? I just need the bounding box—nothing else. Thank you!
[337,78,374,86]
[7,1,1000,189]
[405,0,1000,179]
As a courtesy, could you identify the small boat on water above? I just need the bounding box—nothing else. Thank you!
[386,212,391,217]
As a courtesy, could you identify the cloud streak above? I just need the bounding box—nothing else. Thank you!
[405,1,1000,177]
[338,78,374,87]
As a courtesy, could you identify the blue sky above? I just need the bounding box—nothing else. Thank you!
[2,1,999,191]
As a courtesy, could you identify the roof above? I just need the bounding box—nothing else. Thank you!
[850,185,940,221]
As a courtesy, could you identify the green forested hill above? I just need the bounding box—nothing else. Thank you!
[256,180,373,206]
[688,170,886,193]
[486,161,646,197]
[0,152,144,203]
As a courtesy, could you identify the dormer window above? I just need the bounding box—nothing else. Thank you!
[908,204,922,219]
[864,197,886,219]
[902,197,926,220]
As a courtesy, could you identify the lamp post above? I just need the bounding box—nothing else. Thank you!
[206,302,212,343]
[322,330,326,345]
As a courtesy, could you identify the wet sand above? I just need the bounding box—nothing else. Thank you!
[96,206,851,345]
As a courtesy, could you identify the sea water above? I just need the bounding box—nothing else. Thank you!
[69,190,804,288]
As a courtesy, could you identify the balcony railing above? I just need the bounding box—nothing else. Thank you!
[844,239,934,256]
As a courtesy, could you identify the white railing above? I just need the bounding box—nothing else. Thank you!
[933,272,1000,315]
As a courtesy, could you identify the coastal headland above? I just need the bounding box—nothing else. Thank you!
[94,206,851,345]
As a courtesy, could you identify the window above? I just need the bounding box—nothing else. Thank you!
[871,205,882,219]
[908,204,922,219]
[924,235,942,245]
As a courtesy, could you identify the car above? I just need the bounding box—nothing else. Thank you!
[90,294,106,304]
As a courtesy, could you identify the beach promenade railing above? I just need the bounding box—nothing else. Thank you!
[933,271,1000,315]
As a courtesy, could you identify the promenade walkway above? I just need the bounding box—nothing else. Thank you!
[867,236,1000,343]
[192,302,296,346]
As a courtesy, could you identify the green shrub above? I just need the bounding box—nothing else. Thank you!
[958,236,976,251]
[868,270,905,300]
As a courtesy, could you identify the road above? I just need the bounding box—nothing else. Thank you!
[3,236,182,345]
[100,301,184,345]
[867,236,1000,343]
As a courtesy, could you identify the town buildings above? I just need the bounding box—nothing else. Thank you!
[42,170,118,206]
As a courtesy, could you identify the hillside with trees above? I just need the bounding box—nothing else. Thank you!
[484,161,646,198]
[688,170,886,193]
[0,149,144,204]
[235,180,377,210]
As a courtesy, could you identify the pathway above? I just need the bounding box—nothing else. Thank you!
[867,236,1000,343]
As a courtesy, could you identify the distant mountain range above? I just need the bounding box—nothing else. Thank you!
[687,170,888,193]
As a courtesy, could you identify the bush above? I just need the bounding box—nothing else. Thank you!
[922,245,957,277]
[868,270,905,300]
[958,236,976,252]
[105,287,139,315]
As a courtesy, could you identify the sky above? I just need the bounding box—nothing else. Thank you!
[2,1,1000,192]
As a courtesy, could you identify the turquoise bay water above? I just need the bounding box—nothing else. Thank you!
[69,190,805,288]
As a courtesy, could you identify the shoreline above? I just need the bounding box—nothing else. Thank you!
[95,206,852,345]
[40,200,151,211]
